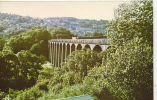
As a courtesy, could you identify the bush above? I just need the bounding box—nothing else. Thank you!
[62,49,101,77]
[15,86,46,100]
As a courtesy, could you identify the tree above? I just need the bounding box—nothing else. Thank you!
[107,0,153,46]
[29,43,41,55]
[0,27,5,32]
[3,27,52,58]
[0,49,47,92]
[0,50,18,92]
[16,50,46,89]
[62,49,101,77]
[100,45,153,100]
[48,27,76,39]
[0,38,6,51]
[104,0,153,99]
[92,32,104,37]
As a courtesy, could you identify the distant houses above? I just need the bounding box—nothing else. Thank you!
[0,13,108,37]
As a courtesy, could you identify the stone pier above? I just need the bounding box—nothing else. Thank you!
[48,38,110,67]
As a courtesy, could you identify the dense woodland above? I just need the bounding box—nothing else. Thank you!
[0,0,153,100]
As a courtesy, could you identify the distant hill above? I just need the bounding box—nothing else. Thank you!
[0,13,108,39]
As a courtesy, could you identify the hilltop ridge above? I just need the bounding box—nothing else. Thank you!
[0,13,108,39]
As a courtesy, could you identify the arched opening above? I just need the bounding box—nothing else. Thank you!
[52,43,56,65]
[55,43,60,67]
[71,44,75,53]
[67,43,70,56]
[93,45,102,52]
[62,43,66,62]
[76,44,82,50]
[58,43,62,67]
[84,44,91,50]
[49,42,52,63]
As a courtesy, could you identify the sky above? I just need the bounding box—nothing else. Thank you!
[0,0,131,20]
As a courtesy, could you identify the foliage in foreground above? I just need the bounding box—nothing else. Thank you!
[1,0,153,100]
[0,27,50,97]
[15,0,153,100]
[0,26,78,98]
[0,50,46,93]
[15,44,153,100]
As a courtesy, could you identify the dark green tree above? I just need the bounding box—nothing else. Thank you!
[92,32,104,37]
[0,37,6,51]
[0,27,5,32]
[0,49,46,93]
[0,50,18,92]
[16,50,46,89]
[3,27,52,58]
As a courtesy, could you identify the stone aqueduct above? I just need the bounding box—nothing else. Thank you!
[48,38,110,67]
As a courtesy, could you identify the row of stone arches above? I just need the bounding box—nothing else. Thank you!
[49,42,110,67]
[69,43,103,52]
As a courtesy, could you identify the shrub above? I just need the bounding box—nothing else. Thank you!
[15,86,46,100]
